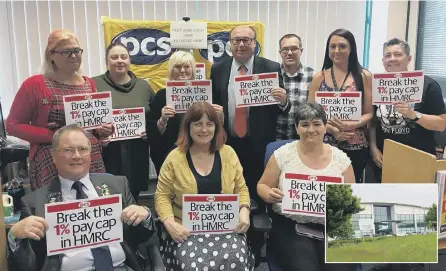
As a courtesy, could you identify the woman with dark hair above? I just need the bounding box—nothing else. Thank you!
[257,102,354,271]
[155,102,254,270]
[92,42,155,198]
[308,28,372,183]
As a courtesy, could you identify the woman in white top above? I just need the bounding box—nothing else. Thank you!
[257,102,354,271]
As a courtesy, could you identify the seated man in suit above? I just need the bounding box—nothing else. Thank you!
[7,124,155,271]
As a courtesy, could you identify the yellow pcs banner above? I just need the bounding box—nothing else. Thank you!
[102,16,265,92]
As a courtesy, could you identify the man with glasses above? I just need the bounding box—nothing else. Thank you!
[7,124,156,271]
[210,25,290,265]
[277,34,316,140]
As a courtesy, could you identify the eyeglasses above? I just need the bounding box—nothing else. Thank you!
[56,147,91,156]
[231,38,254,46]
[51,48,84,58]
[280,47,302,54]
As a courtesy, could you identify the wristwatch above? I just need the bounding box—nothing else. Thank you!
[411,111,422,122]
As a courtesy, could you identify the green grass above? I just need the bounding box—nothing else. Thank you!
[326,233,438,263]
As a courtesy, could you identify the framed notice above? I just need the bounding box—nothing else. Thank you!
[110,107,146,142]
[169,21,207,49]
[281,173,343,217]
[315,92,362,121]
[45,195,123,256]
[372,71,424,105]
[166,80,212,113]
[182,194,239,234]
[234,72,280,108]
[63,92,113,130]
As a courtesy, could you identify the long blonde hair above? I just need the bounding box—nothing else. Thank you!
[40,29,82,76]
[167,51,196,80]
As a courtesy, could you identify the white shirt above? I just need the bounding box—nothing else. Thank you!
[228,56,254,137]
[58,174,126,271]
[8,174,126,271]
[272,141,351,224]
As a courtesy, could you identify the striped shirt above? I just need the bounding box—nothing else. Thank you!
[276,64,316,140]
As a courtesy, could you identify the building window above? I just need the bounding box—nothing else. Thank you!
[396,214,416,235]
[416,1,446,93]
[374,206,392,235]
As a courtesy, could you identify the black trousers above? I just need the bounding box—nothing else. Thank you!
[226,135,266,264]
[226,135,264,209]
[343,148,369,183]
[269,212,356,271]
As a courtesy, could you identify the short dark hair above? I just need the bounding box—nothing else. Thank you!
[176,102,225,153]
[105,41,130,63]
[229,25,257,40]
[294,103,327,126]
[383,38,410,56]
[279,34,303,49]
[52,124,91,150]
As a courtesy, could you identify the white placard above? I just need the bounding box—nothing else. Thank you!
[281,173,343,217]
[195,63,206,80]
[63,92,113,130]
[234,72,280,108]
[315,91,362,121]
[372,71,424,105]
[170,21,207,49]
[45,195,123,256]
[110,107,146,142]
[166,80,212,113]
[182,194,239,234]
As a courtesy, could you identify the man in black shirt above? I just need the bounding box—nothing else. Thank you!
[369,38,446,182]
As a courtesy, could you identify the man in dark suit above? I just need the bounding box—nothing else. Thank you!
[210,25,290,204]
[7,124,155,271]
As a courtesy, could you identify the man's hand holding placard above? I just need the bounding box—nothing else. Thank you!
[393,101,417,120]
[10,215,49,241]
[121,204,150,226]
[271,87,288,106]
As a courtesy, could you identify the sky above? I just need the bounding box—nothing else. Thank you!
[348,184,438,208]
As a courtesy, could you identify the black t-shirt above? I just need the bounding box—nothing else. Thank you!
[186,151,222,194]
[374,75,446,155]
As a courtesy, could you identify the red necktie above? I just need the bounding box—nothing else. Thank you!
[234,64,248,138]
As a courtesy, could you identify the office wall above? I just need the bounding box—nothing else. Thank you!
[0,0,370,117]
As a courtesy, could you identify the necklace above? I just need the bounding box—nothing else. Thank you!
[331,68,350,91]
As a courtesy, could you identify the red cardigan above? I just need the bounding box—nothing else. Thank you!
[6,75,98,159]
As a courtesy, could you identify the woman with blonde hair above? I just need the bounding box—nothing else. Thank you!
[147,51,223,174]
[6,29,113,190]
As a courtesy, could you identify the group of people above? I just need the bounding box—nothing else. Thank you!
[4,23,446,271]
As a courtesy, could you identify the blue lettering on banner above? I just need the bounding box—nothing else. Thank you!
[111,28,178,65]
[198,32,261,63]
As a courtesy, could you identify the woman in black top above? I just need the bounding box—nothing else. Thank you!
[147,51,223,174]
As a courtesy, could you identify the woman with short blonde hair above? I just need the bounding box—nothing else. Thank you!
[6,29,113,190]
[147,51,222,174]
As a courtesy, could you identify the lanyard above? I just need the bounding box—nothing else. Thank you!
[331,68,350,91]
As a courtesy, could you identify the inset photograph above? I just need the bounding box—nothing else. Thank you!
[325,183,438,263]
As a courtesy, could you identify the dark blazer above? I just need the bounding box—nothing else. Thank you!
[8,174,155,271]
[210,56,290,158]
[146,88,183,175]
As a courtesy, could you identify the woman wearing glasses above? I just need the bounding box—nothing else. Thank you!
[6,29,112,190]
[147,51,223,175]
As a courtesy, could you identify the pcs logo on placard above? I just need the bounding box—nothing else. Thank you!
[199,31,261,63]
[111,28,178,65]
